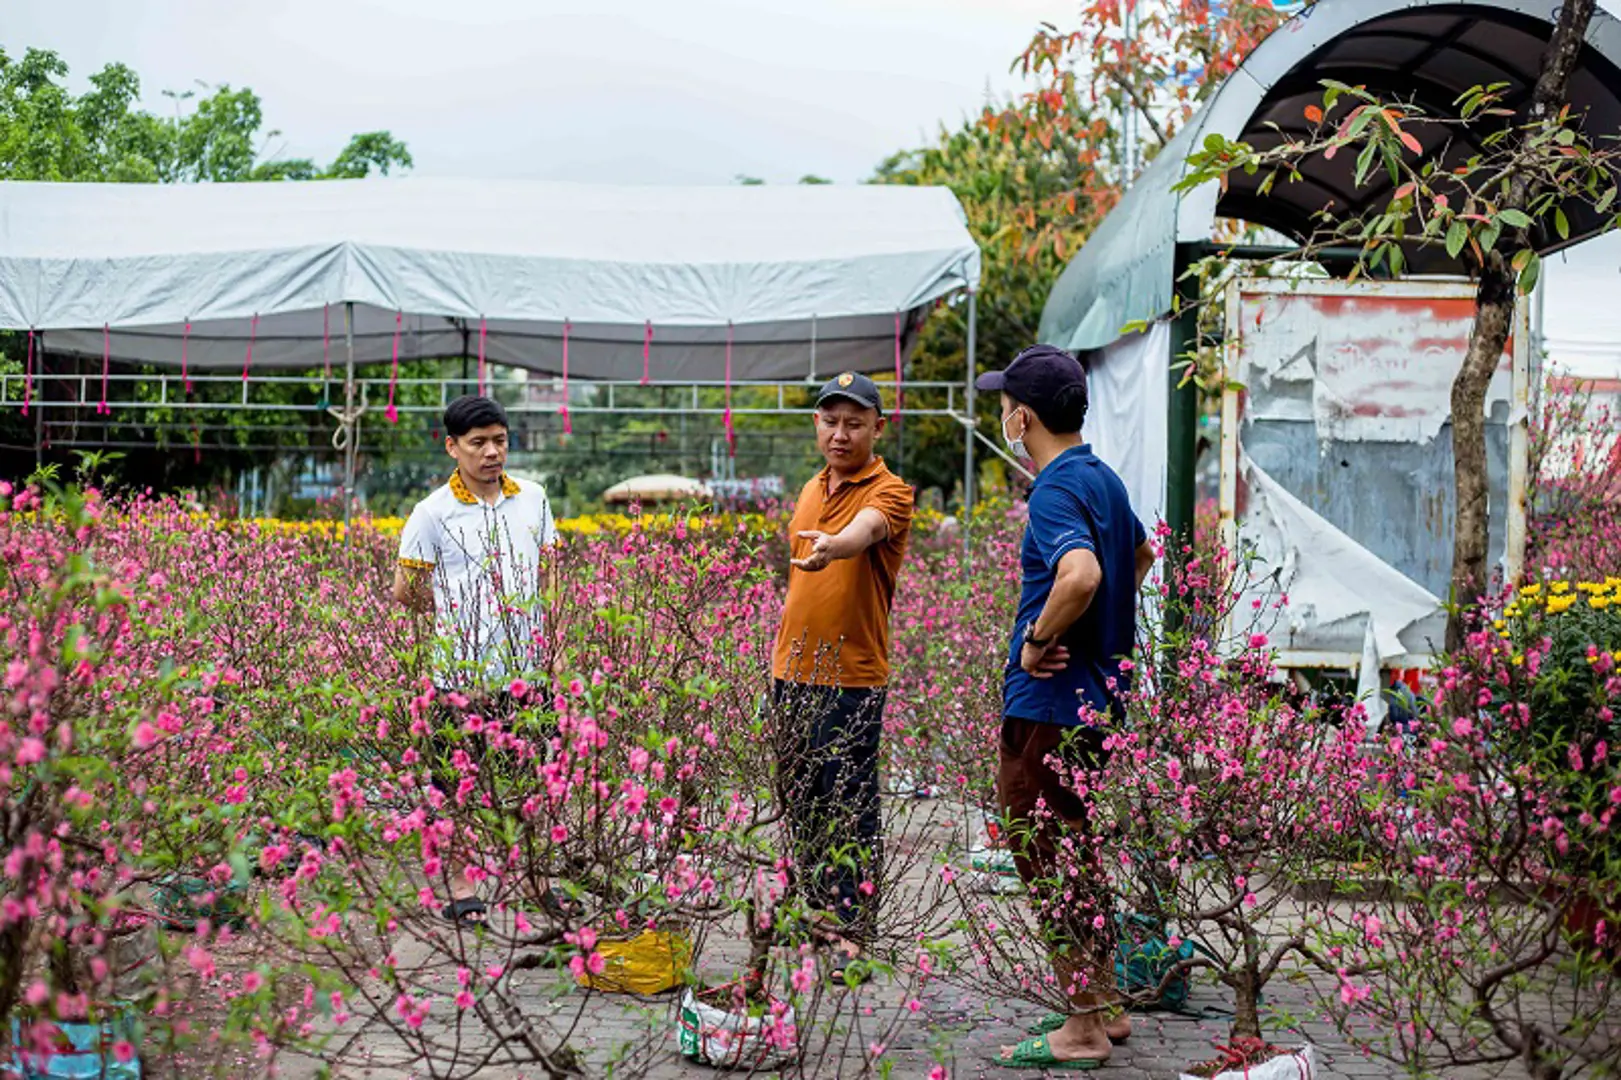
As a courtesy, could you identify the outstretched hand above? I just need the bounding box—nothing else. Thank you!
[791,530,837,572]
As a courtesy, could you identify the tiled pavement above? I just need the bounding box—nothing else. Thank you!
[279,969,1524,1079]
[273,793,1531,1080]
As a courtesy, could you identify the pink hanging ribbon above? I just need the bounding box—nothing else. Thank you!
[477,317,488,396]
[99,324,111,415]
[21,330,33,417]
[892,312,904,424]
[181,320,192,394]
[385,310,402,423]
[322,304,332,385]
[641,320,652,386]
[561,320,572,435]
[723,320,735,456]
[240,313,258,382]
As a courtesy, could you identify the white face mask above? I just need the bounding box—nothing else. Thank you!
[1001,408,1031,460]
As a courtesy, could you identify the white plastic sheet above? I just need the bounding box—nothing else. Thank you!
[1356,618,1390,735]
[1223,278,1527,663]
[1179,1044,1319,1080]
[1236,456,1446,660]
[1084,321,1170,525]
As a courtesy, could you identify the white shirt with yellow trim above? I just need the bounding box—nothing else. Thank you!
[397,471,558,689]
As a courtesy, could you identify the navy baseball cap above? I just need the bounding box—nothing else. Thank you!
[815,371,885,412]
[975,344,1087,403]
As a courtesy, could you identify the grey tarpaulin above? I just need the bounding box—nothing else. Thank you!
[1040,0,1621,353]
[0,178,981,378]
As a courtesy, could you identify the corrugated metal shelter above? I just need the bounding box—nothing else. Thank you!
[1040,0,1621,541]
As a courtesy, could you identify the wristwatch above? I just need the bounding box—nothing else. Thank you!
[1023,622,1052,649]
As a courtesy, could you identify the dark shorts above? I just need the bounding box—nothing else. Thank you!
[996,717,1113,965]
[427,688,553,803]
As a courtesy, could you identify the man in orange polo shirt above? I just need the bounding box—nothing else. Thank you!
[772,371,913,986]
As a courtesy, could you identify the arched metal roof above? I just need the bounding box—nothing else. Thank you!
[1041,0,1621,351]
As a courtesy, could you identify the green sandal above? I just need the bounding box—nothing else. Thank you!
[1029,1012,1066,1035]
[1029,1010,1131,1043]
[998,1035,1104,1071]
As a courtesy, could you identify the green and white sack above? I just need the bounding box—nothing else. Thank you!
[675,986,798,1070]
[1180,1043,1318,1080]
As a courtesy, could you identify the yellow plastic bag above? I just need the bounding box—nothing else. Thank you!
[576,931,692,995]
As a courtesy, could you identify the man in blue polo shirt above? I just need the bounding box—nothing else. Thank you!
[978,344,1155,1071]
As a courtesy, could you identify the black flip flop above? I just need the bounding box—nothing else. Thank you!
[442,896,487,927]
[827,947,870,987]
[539,886,584,920]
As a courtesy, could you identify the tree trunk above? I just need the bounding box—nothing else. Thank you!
[0,916,29,1028]
[1449,262,1515,648]
[1229,970,1262,1041]
[1446,0,1597,650]
[1522,1026,1565,1080]
[742,894,773,1000]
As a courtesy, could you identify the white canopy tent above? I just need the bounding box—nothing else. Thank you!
[0,178,980,379]
[0,178,984,512]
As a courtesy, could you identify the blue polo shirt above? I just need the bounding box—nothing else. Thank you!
[1003,445,1146,727]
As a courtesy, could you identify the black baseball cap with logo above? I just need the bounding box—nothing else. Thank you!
[974,344,1087,405]
[815,371,885,413]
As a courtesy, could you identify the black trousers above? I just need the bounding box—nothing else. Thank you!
[772,679,886,939]
[427,688,556,803]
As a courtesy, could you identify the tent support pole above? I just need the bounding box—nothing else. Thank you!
[343,302,357,533]
[1166,244,1201,635]
[1168,244,1199,546]
[460,323,471,395]
[33,333,44,469]
[964,289,977,518]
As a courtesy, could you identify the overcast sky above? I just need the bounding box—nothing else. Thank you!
[5,0,1079,184]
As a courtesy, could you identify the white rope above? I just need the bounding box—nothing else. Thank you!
[328,401,369,451]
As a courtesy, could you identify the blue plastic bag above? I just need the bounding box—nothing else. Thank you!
[9,1008,142,1080]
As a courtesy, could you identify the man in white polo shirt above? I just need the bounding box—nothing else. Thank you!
[394,394,558,926]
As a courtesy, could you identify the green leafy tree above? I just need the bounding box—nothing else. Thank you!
[866,3,1295,504]
[324,130,413,180]
[995,0,1294,253]
[0,48,412,182]
[870,97,1099,499]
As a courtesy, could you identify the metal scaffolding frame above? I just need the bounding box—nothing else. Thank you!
[7,295,1003,522]
[2,371,982,417]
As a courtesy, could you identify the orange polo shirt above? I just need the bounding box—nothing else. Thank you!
[772,456,913,688]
